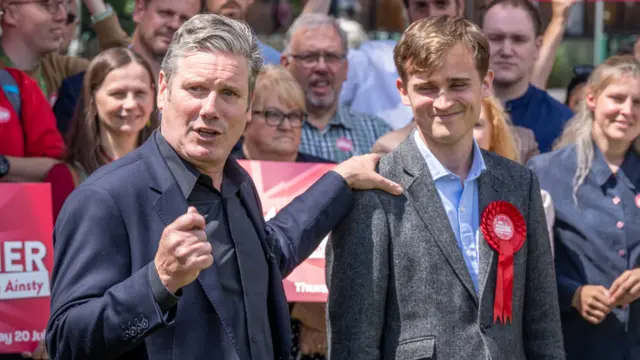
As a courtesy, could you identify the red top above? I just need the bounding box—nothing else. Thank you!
[0,68,65,158]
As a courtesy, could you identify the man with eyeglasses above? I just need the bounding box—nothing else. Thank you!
[281,13,391,163]
[0,0,135,103]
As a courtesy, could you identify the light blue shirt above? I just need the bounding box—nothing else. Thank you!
[339,40,413,130]
[414,130,486,292]
[258,40,281,65]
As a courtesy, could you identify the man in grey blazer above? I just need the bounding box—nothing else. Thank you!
[326,15,564,360]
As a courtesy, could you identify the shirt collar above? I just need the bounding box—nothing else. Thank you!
[155,131,244,198]
[413,129,486,182]
[591,142,640,190]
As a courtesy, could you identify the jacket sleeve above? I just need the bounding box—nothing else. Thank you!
[93,13,132,50]
[47,185,175,360]
[265,170,352,277]
[11,69,66,159]
[522,170,566,359]
[326,189,388,360]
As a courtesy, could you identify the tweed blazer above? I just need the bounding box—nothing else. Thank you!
[326,135,564,360]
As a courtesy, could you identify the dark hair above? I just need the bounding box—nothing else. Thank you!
[66,48,159,175]
[565,65,592,105]
[480,0,542,36]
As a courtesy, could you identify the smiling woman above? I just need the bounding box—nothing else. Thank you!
[43,47,160,221]
[528,55,640,360]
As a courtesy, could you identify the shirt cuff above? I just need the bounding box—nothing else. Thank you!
[147,263,181,313]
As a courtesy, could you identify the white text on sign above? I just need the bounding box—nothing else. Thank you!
[0,241,50,299]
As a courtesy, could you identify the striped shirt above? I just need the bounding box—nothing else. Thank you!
[299,104,392,163]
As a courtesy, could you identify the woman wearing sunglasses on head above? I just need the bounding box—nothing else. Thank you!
[529,55,640,360]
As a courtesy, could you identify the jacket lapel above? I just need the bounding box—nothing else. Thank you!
[398,136,479,305]
[476,168,502,305]
[141,134,241,356]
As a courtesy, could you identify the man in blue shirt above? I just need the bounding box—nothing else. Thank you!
[205,0,281,64]
[481,0,573,153]
[326,15,562,360]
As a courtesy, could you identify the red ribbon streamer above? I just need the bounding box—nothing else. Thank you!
[480,201,526,325]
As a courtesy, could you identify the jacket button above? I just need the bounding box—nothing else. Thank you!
[481,324,492,332]
[252,336,256,344]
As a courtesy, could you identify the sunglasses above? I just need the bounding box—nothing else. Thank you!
[66,12,76,25]
[573,65,593,77]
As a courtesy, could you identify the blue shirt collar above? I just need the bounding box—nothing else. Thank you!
[413,129,486,182]
[591,142,640,190]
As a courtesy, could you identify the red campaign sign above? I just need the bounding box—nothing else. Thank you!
[238,160,335,303]
[0,184,53,353]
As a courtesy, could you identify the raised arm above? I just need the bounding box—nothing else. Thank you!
[530,0,578,89]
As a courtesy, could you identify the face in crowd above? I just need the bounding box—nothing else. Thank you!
[587,72,640,147]
[282,20,348,113]
[482,3,541,89]
[95,61,155,137]
[206,0,253,20]
[133,0,202,60]
[244,66,306,160]
[2,0,67,55]
[158,50,251,172]
[405,0,464,23]
[395,17,493,152]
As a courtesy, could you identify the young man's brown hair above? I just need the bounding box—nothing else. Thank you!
[480,0,542,36]
[393,15,490,83]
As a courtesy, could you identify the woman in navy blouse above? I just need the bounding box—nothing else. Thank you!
[529,55,640,360]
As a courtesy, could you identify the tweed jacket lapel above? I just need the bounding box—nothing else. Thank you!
[396,135,479,306]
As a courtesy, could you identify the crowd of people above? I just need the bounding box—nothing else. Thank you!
[0,0,639,359]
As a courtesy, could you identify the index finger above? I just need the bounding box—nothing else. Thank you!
[371,174,403,195]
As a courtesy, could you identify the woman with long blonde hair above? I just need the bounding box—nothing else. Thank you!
[528,55,640,360]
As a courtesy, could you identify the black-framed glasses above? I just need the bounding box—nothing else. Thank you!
[252,108,307,128]
[573,65,594,77]
[7,0,67,13]
[289,52,346,68]
[66,12,76,25]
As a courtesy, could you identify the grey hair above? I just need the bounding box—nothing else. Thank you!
[161,13,263,98]
[553,55,640,205]
[282,13,349,54]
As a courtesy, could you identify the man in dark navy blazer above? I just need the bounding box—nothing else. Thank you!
[46,14,402,360]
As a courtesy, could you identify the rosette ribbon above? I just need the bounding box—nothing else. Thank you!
[480,201,526,325]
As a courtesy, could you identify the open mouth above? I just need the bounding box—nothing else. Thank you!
[195,128,222,139]
[310,80,331,95]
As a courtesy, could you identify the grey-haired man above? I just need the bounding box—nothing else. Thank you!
[46,13,401,360]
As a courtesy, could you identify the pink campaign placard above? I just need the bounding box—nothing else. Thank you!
[238,160,335,302]
[0,184,53,353]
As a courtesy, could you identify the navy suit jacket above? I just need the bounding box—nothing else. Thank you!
[46,133,352,360]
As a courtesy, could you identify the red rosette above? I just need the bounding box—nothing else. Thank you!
[480,201,526,325]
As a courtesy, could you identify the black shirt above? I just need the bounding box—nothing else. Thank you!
[151,132,271,360]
